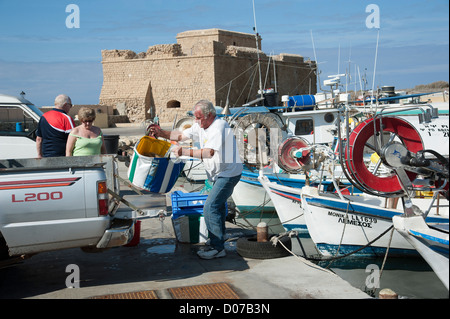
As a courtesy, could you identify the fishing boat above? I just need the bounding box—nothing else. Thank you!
[257,168,361,235]
[393,209,449,290]
[302,186,448,257]
[230,104,349,215]
[302,102,449,258]
[228,85,440,221]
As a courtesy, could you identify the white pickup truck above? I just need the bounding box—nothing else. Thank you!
[0,94,139,263]
[0,155,137,261]
[0,93,41,159]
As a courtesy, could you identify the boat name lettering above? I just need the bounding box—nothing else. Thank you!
[328,211,377,228]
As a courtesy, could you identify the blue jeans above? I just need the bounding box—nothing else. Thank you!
[203,174,241,251]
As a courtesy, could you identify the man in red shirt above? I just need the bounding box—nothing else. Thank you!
[36,94,75,157]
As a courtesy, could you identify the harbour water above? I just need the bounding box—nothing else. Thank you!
[292,234,448,299]
[327,256,449,299]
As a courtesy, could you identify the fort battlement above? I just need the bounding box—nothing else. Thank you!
[99,28,316,123]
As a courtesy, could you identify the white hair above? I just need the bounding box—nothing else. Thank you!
[194,99,216,118]
[54,94,71,108]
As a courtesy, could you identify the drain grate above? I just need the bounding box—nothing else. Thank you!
[91,290,159,299]
[168,282,239,299]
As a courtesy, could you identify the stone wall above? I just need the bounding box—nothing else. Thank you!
[99,29,316,124]
[176,29,261,54]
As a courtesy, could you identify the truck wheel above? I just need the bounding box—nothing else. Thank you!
[236,235,291,259]
[0,236,9,260]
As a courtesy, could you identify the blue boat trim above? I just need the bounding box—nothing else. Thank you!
[408,229,450,246]
[282,224,307,230]
[304,196,446,224]
[316,243,419,258]
[240,178,263,186]
[280,225,308,236]
[241,168,361,193]
[408,229,449,257]
[241,170,310,188]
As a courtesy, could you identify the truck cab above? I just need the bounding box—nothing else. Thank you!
[0,93,43,159]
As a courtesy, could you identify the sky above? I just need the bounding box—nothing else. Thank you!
[0,0,448,107]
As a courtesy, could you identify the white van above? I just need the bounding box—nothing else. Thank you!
[0,94,43,159]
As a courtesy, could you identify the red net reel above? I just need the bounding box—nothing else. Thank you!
[344,116,424,195]
[277,137,311,173]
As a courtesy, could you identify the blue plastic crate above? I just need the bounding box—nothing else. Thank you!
[171,191,207,219]
[170,190,227,219]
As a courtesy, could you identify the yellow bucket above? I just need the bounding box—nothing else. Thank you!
[136,136,171,157]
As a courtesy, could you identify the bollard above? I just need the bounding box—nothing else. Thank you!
[256,222,268,242]
[379,288,398,299]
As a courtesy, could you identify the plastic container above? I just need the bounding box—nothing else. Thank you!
[171,191,208,219]
[15,122,24,132]
[136,136,171,157]
[128,137,185,193]
[288,94,316,107]
[171,190,228,218]
[103,134,120,154]
[171,191,227,243]
[172,214,207,243]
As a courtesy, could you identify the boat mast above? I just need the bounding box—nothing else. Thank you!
[310,30,324,92]
[252,0,264,100]
[371,29,380,108]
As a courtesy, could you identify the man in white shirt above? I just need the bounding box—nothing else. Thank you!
[149,100,242,259]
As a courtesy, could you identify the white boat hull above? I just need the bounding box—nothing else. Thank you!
[258,175,307,233]
[393,215,449,290]
[182,160,207,182]
[231,179,275,213]
[301,186,448,257]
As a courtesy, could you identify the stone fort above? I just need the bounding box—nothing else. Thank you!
[99,28,317,124]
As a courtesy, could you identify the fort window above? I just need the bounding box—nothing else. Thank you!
[167,100,181,108]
